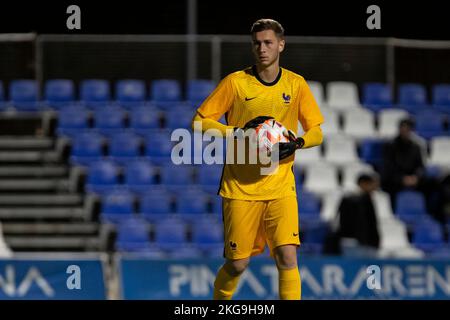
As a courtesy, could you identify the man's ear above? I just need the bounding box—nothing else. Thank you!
[279,39,285,53]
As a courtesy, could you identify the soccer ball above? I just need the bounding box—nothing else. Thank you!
[253,119,291,154]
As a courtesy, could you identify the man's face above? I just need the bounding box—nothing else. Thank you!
[252,29,285,67]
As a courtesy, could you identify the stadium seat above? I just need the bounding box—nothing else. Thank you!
[70,131,105,166]
[115,79,146,109]
[432,84,450,114]
[320,191,343,222]
[129,106,161,134]
[414,110,446,140]
[377,109,409,138]
[342,108,376,140]
[298,191,321,223]
[9,79,40,111]
[360,139,385,169]
[211,195,222,214]
[159,164,195,192]
[191,218,223,252]
[168,247,204,259]
[395,191,429,227]
[293,146,322,169]
[397,83,428,114]
[85,160,120,194]
[412,217,445,253]
[196,164,223,194]
[307,81,327,108]
[175,188,209,220]
[115,218,152,252]
[108,131,143,164]
[326,81,361,111]
[371,190,396,221]
[100,189,136,223]
[301,220,329,254]
[153,218,188,250]
[303,162,339,195]
[341,162,374,192]
[362,82,393,113]
[324,135,360,165]
[144,130,173,163]
[93,106,126,136]
[124,160,156,194]
[428,136,450,169]
[316,108,341,137]
[56,106,90,138]
[80,79,111,108]
[44,79,75,109]
[165,105,196,129]
[150,79,182,109]
[186,79,215,106]
[139,188,173,222]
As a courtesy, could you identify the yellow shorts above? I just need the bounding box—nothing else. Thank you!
[222,195,300,260]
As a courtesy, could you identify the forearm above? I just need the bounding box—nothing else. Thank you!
[300,125,323,149]
[191,113,235,137]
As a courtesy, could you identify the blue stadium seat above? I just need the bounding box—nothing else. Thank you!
[298,191,321,223]
[108,131,142,164]
[160,164,194,191]
[150,79,182,109]
[165,105,195,129]
[153,218,188,250]
[186,79,215,106]
[93,106,126,136]
[397,83,428,114]
[124,160,156,194]
[9,79,40,111]
[360,139,385,168]
[100,189,135,223]
[301,220,329,255]
[168,246,204,259]
[0,81,5,110]
[196,165,223,194]
[176,188,209,221]
[412,217,445,253]
[56,106,90,138]
[144,130,174,164]
[115,218,153,252]
[191,218,223,252]
[70,131,105,166]
[115,79,146,109]
[395,191,429,227]
[129,106,161,134]
[44,79,75,109]
[362,82,392,113]
[139,188,173,222]
[432,84,450,114]
[80,79,110,108]
[415,110,446,139]
[85,160,120,194]
[211,195,222,215]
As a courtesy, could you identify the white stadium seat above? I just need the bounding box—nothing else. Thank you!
[377,109,409,139]
[341,163,375,192]
[326,81,362,111]
[342,108,376,140]
[307,80,328,109]
[303,162,339,195]
[324,135,360,165]
[428,136,450,170]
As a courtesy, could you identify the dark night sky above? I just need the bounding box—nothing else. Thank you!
[0,0,448,40]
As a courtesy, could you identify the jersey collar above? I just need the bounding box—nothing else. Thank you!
[252,65,282,87]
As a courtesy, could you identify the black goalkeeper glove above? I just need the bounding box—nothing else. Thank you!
[233,116,274,138]
[276,130,305,160]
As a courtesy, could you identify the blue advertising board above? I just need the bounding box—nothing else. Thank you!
[0,254,107,299]
[119,256,450,300]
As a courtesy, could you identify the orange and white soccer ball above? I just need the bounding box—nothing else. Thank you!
[254,119,291,154]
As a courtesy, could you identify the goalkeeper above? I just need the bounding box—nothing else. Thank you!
[191,18,324,300]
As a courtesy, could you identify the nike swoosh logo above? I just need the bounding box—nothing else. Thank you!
[245,97,257,101]
[293,233,299,237]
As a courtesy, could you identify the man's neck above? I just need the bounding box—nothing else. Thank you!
[256,63,280,83]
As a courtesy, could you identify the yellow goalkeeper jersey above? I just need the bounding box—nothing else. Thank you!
[196,66,324,200]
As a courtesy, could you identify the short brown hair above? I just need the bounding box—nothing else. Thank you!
[251,19,284,38]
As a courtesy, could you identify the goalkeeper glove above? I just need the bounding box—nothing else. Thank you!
[276,130,305,160]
